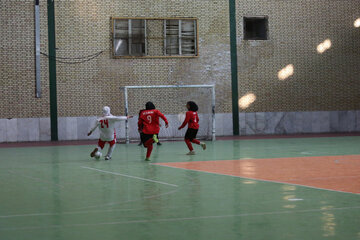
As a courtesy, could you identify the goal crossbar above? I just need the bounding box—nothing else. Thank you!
[121,84,216,143]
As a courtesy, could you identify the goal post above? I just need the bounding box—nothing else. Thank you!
[121,84,216,144]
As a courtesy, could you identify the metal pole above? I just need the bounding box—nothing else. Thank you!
[124,87,129,144]
[229,0,239,135]
[163,20,167,55]
[211,85,216,141]
[35,0,41,98]
[178,20,182,55]
[47,0,58,141]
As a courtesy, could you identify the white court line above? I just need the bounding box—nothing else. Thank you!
[288,198,303,201]
[152,164,360,195]
[0,206,178,219]
[81,166,178,187]
[1,205,360,231]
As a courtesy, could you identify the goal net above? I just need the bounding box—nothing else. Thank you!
[121,85,215,143]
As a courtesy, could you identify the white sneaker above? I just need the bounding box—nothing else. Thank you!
[105,156,111,160]
[186,151,196,155]
[200,142,206,150]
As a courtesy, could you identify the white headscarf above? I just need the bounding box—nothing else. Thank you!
[102,106,111,116]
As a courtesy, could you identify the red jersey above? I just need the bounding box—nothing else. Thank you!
[179,111,199,130]
[138,109,168,134]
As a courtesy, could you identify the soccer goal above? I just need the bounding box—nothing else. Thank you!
[121,85,216,144]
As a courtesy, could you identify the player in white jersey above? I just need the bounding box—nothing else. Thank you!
[88,106,132,160]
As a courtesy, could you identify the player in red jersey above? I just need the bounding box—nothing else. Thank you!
[138,108,162,146]
[138,102,169,161]
[178,101,206,155]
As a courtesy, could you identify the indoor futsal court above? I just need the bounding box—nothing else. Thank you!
[1,0,360,239]
[0,136,360,239]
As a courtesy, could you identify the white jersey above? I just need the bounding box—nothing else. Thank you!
[90,115,127,141]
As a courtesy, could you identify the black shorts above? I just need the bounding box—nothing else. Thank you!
[141,134,153,147]
[185,128,198,140]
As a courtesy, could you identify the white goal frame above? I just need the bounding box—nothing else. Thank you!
[121,84,216,144]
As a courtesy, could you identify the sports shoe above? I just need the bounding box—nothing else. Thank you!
[145,158,151,161]
[90,148,98,157]
[186,151,196,155]
[105,156,111,160]
[157,142,162,146]
[200,142,207,150]
[152,134,159,143]
[138,142,142,146]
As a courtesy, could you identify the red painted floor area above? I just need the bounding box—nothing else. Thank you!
[155,155,360,194]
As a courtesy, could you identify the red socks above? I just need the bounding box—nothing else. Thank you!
[191,139,200,145]
[185,139,193,151]
[185,139,200,151]
[146,144,153,158]
[145,139,154,158]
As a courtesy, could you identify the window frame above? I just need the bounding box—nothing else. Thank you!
[111,17,199,58]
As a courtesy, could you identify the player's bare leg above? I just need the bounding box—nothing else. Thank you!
[90,148,99,157]
[105,144,116,160]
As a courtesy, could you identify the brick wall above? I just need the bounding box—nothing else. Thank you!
[1,0,360,119]
[236,0,360,112]
[54,0,231,117]
[0,0,49,118]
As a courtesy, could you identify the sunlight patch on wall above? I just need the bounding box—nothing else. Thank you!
[278,64,294,80]
[238,93,256,109]
[354,18,360,28]
[317,39,332,54]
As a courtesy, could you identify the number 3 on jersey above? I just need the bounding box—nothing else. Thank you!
[147,115,152,123]
[100,119,109,128]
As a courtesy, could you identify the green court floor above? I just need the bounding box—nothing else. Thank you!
[0,137,359,240]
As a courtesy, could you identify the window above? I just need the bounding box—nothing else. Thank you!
[243,16,269,40]
[113,19,146,56]
[165,19,197,56]
[112,17,198,58]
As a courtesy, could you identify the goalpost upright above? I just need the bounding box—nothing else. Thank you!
[121,84,216,144]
